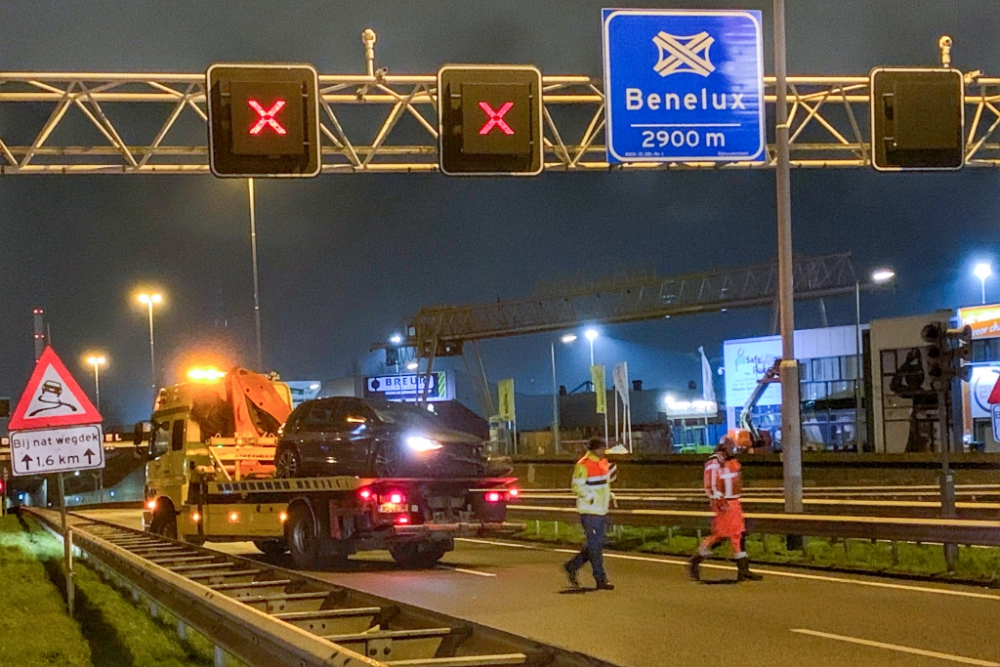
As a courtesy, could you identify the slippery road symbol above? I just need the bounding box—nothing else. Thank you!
[28,380,79,416]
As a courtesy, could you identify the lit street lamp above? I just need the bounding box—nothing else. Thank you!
[137,292,163,394]
[406,361,419,371]
[389,333,403,345]
[974,263,992,305]
[85,355,106,412]
[551,333,578,454]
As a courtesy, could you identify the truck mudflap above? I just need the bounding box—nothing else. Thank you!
[393,521,524,538]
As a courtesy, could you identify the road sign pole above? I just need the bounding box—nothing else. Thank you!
[58,473,75,616]
[773,0,803,514]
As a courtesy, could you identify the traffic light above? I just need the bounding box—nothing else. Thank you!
[920,322,972,383]
[948,324,973,382]
[207,64,321,177]
[438,65,544,176]
[870,68,964,171]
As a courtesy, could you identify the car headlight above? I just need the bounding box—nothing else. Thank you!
[406,435,444,452]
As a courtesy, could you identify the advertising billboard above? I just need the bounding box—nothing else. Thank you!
[364,372,453,403]
[958,304,1000,340]
[723,335,782,410]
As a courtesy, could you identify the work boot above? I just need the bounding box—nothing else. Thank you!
[736,557,763,582]
[595,580,615,590]
[562,562,580,588]
[688,555,703,581]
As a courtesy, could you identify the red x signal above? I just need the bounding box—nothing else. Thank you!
[248,99,288,136]
[478,101,515,135]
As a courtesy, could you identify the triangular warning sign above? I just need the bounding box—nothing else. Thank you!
[9,346,102,430]
[989,376,1000,406]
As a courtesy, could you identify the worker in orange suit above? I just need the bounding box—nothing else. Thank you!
[689,436,762,582]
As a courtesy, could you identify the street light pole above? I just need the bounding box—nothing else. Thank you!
[137,293,162,396]
[94,361,101,412]
[774,0,803,514]
[86,356,105,412]
[551,341,560,454]
[146,300,156,393]
[248,178,264,371]
[854,280,862,451]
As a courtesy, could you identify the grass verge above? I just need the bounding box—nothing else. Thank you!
[3,514,246,667]
[0,514,92,667]
[517,520,1000,584]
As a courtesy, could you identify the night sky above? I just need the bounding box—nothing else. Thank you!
[2,1,999,422]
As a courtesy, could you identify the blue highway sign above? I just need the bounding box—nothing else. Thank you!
[602,9,766,164]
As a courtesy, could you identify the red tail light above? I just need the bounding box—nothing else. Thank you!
[508,488,519,497]
[395,515,410,525]
[388,492,405,504]
[486,491,502,503]
[359,488,373,500]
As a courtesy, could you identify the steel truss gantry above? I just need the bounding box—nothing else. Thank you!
[381,253,865,356]
[2,69,1000,174]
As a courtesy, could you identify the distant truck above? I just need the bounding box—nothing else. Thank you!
[137,367,519,569]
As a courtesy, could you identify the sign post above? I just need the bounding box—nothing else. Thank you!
[9,346,104,616]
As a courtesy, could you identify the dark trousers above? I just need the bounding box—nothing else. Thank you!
[566,514,607,582]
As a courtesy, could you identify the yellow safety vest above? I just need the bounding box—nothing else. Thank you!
[571,452,615,516]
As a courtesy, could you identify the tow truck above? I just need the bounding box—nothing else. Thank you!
[136,367,520,569]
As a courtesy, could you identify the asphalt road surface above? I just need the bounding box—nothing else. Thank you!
[79,510,1000,667]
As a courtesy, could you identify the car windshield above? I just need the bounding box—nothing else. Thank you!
[369,401,440,428]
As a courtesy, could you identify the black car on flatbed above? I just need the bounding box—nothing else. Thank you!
[274,397,497,480]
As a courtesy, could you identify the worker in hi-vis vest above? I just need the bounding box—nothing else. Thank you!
[689,435,763,582]
[563,437,616,590]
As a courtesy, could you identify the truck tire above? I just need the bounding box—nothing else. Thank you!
[149,508,177,540]
[389,541,448,569]
[254,540,287,557]
[274,446,302,479]
[286,505,320,569]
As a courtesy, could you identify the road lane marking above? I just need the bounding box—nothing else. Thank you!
[458,538,1000,601]
[452,567,497,578]
[791,629,1000,666]
[437,564,497,577]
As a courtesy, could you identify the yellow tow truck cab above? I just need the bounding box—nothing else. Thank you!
[139,368,518,568]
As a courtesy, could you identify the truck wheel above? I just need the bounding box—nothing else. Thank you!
[286,505,320,569]
[389,541,448,569]
[254,540,287,557]
[275,447,301,478]
[150,509,177,540]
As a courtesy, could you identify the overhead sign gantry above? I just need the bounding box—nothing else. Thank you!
[0,32,995,175]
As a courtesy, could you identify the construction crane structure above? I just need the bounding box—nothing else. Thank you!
[386,253,861,354]
[374,253,877,410]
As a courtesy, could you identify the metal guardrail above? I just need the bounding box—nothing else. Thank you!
[507,504,1000,548]
[517,491,1000,521]
[24,508,389,667]
[23,507,618,667]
